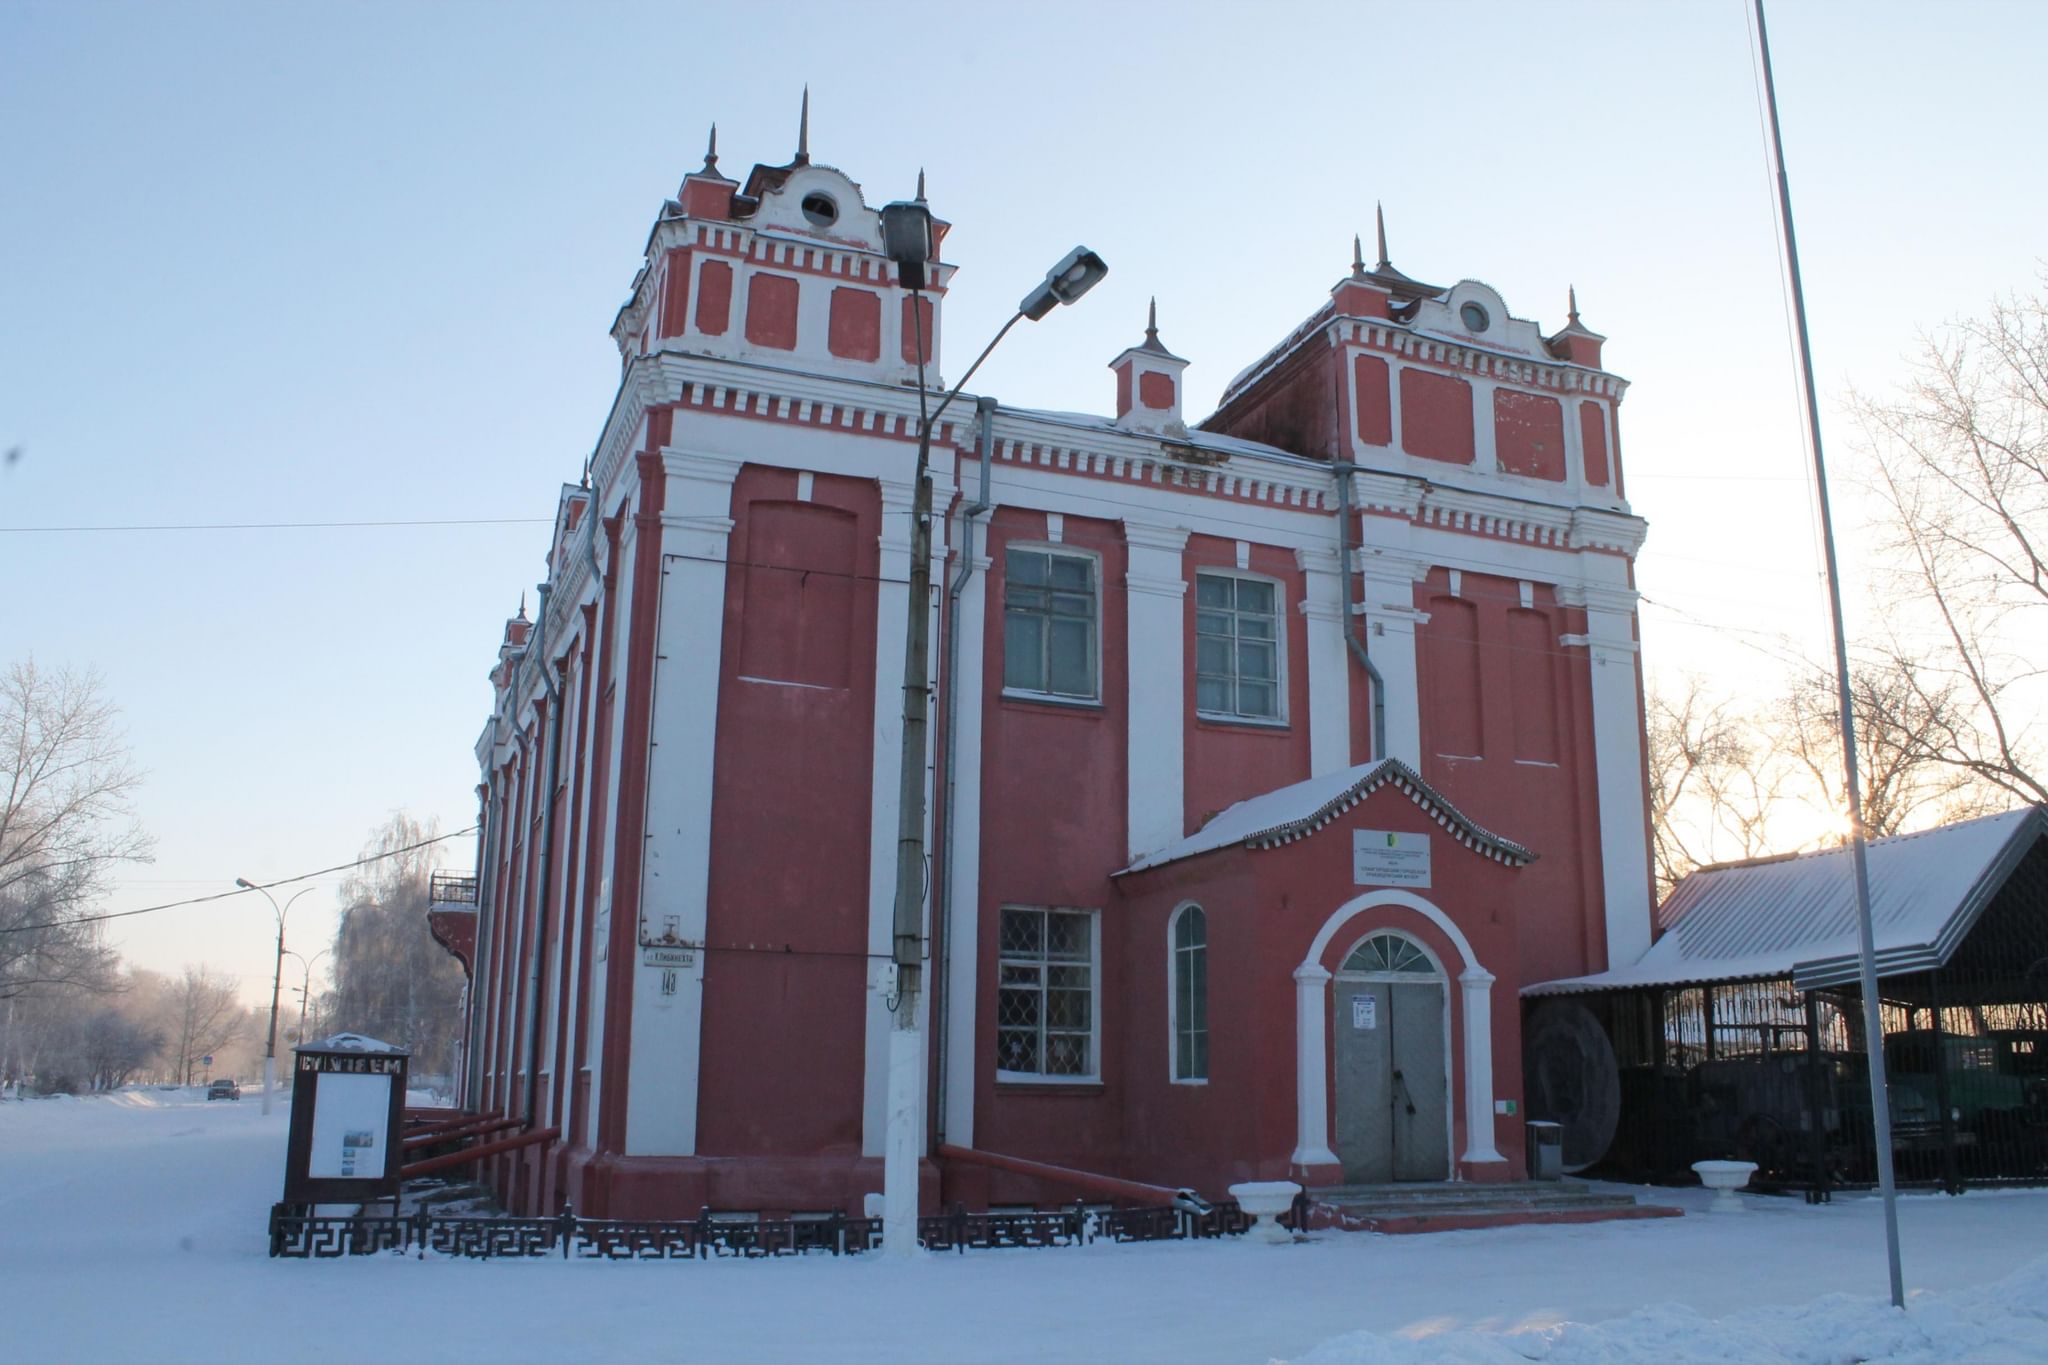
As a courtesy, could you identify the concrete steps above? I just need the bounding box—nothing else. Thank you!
[1305,1179,1683,1235]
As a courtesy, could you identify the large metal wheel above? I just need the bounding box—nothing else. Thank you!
[1523,1001,1622,1173]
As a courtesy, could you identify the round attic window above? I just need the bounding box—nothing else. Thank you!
[801,192,838,227]
[1459,301,1490,333]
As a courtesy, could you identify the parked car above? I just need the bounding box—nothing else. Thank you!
[207,1078,240,1101]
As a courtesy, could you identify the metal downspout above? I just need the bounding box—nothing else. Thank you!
[523,582,565,1130]
[463,786,500,1112]
[1333,462,1387,759]
[934,396,998,1146]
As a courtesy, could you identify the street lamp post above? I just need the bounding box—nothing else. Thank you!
[875,195,1106,1256]
[235,878,320,1116]
[282,947,332,1047]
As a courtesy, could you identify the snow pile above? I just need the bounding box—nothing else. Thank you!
[1293,1255,2048,1364]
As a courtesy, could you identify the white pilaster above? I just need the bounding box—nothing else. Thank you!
[623,450,741,1157]
[1356,553,1430,768]
[1471,377,1499,472]
[1559,582,1653,970]
[1291,964,1338,1167]
[1295,545,1352,776]
[1458,967,1504,1163]
[863,477,918,1157]
[941,538,993,1148]
[1123,521,1191,862]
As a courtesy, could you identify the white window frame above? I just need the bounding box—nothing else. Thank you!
[1193,568,1287,725]
[995,905,1101,1084]
[1167,902,1208,1085]
[1000,542,1103,705]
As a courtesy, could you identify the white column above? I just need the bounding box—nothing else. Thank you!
[1560,581,1653,969]
[1459,966,1504,1164]
[1295,545,1352,776]
[1471,378,1499,472]
[1291,964,1338,1167]
[862,478,918,1158]
[942,540,993,1148]
[1357,554,1430,768]
[623,450,740,1157]
[1562,395,1588,492]
[1124,521,1190,862]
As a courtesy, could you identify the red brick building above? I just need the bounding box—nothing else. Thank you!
[439,128,1653,1219]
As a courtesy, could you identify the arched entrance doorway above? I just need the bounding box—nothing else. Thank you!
[1332,931,1450,1182]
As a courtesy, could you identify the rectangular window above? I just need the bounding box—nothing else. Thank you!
[1195,572,1281,720]
[997,907,1097,1079]
[1004,547,1098,700]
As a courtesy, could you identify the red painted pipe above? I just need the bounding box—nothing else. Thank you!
[402,1125,559,1179]
[402,1115,520,1152]
[403,1109,487,1137]
[936,1144,1193,1206]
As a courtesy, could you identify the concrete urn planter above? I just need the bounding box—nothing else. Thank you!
[1228,1180,1302,1245]
[1691,1159,1759,1213]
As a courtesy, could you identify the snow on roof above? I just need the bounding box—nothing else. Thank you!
[1005,406,1314,469]
[1524,806,2046,997]
[295,1032,409,1055]
[1117,757,1537,876]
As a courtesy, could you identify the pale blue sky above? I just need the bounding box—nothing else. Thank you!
[4,0,2043,1003]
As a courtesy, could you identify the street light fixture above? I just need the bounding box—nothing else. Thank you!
[282,947,332,1046]
[234,877,321,1116]
[877,202,1106,1256]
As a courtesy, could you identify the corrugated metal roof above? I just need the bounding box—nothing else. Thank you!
[1525,806,2045,997]
[1116,757,1536,876]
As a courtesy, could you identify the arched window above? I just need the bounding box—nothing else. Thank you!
[1171,905,1208,1082]
[1342,930,1438,976]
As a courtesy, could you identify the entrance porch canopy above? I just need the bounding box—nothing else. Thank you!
[1117,757,1537,876]
[1525,807,2047,997]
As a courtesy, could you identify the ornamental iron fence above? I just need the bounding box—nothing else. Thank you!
[268,1196,1282,1260]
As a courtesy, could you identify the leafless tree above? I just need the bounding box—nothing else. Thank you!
[1646,674,1793,900]
[78,1005,164,1090]
[0,659,152,999]
[1854,282,2048,806]
[328,814,466,1076]
[1775,656,2005,839]
[164,965,245,1085]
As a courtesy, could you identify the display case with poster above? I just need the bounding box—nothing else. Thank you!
[280,1033,409,1207]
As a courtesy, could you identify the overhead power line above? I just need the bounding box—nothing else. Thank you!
[0,825,480,936]
[0,518,551,533]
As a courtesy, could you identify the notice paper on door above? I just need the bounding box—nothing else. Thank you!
[1352,994,1378,1030]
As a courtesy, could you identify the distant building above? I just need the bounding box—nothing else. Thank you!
[440,120,1652,1219]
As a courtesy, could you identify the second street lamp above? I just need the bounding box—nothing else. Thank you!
[877,195,1106,1255]
[234,877,320,1116]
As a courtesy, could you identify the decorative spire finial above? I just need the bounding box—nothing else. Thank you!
[1567,285,1580,325]
[1145,296,1159,344]
[1374,202,1390,271]
[702,122,719,174]
[1351,233,1365,278]
[794,86,810,165]
[915,167,926,202]
[517,592,527,620]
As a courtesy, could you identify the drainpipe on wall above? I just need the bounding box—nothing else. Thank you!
[523,581,566,1130]
[1332,462,1387,760]
[934,395,998,1147]
[463,783,499,1113]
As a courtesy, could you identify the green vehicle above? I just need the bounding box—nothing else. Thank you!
[1878,1031,2048,1176]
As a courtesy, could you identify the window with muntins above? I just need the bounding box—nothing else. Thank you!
[1195,572,1280,720]
[1004,547,1098,699]
[1172,905,1208,1081]
[997,907,1096,1078]
[1343,931,1437,975]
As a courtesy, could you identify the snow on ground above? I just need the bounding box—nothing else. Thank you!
[4,1091,2046,1364]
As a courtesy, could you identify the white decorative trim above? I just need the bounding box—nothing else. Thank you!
[1124,520,1190,861]
[1294,890,1504,1173]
